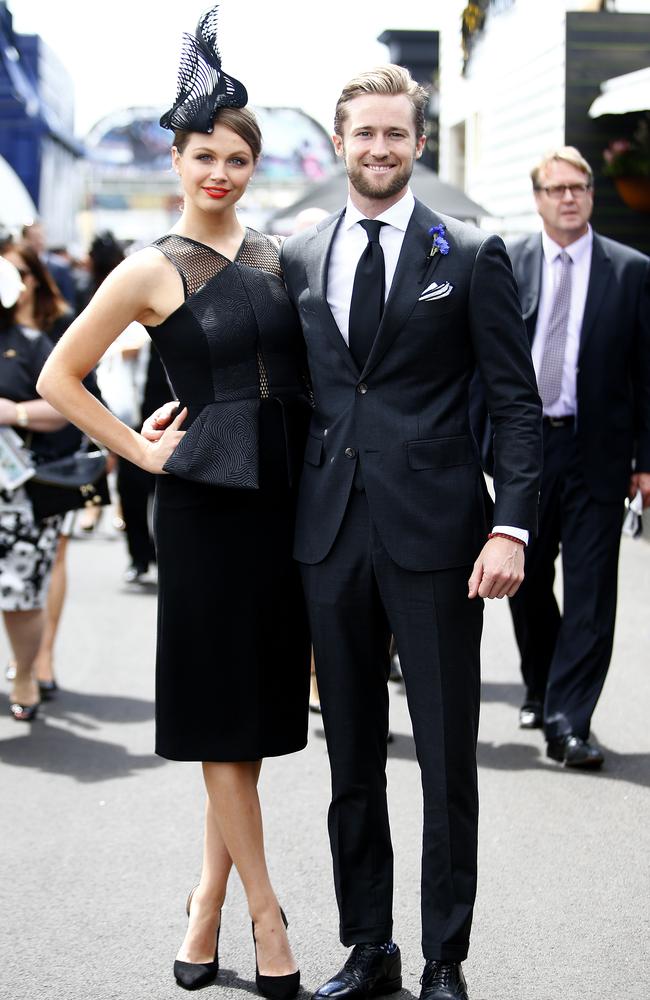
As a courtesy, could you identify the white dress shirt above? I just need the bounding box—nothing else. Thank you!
[327,189,415,344]
[532,226,593,417]
[325,187,528,544]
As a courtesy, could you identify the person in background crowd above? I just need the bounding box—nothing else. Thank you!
[0,255,66,720]
[291,206,329,233]
[90,233,168,581]
[505,147,650,769]
[96,320,169,583]
[1,241,108,696]
[38,8,310,996]
[22,222,76,312]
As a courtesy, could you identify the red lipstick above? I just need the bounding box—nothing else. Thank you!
[203,187,229,199]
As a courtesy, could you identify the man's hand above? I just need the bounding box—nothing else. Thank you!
[141,400,179,442]
[468,536,525,600]
[629,472,650,510]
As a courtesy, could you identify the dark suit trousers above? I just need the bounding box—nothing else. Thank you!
[509,423,623,740]
[300,490,483,961]
[117,458,156,571]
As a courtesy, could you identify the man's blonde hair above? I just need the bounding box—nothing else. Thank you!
[531,146,594,189]
[334,65,429,139]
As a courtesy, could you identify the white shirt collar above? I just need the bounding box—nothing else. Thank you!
[343,188,415,232]
[541,224,593,265]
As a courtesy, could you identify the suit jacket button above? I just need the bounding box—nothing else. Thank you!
[344,447,357,459]
[357,383,368,394]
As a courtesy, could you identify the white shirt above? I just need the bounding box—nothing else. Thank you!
[327,189,415,344]
[532,226,593,417]
[325,187,528,544]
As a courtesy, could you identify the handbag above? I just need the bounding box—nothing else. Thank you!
[25,446,110,521]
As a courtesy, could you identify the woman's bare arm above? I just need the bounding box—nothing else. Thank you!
[0,397,67,432]
[37,249,186,473]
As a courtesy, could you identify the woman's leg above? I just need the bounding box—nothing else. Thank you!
[200,759,298,976]
[33,534,68,684]
[176,791,234,963]
[4,609,44,705]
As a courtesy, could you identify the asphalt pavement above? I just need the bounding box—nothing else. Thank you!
[1,518,648,1000]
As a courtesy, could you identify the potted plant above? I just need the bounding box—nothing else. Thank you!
[603,118,650,212]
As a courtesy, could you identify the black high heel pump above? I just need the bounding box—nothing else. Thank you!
[10,702,39,722]
[173,886,221,991]
[252,908,300,1000]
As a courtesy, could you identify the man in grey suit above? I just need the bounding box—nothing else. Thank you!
[506,147,650,769]
[280,67,541,1000]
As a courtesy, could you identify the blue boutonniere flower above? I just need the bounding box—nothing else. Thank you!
[428,223,450,259]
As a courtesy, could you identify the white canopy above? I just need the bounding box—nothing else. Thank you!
[589,66,650,118]
[0,155,37,228]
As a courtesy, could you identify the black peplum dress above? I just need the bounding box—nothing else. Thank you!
[147,229,312,761]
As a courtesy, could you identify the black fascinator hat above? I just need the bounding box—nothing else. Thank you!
[160,5,248,133]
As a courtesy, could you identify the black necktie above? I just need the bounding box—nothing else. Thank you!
[348,219,386,370]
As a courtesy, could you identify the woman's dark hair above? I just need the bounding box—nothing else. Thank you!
[173,106,262,159]
[88,232,125,292]
[0,291,16,331]
[1,243,68,333]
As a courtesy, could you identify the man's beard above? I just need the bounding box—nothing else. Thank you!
[344,156,414,201]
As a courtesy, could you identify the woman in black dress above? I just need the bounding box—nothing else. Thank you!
[38,9,310,996]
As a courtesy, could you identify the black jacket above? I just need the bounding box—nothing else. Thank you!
[281,199,542,571]
[509,231,650,502]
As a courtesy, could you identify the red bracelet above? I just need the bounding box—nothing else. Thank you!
[488,532,525,546]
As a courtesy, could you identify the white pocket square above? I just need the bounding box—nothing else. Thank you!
[418,281,453,302]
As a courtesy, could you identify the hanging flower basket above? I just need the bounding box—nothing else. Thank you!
[603,119,650,212]
[613,177,650,212]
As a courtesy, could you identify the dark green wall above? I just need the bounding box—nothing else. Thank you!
[565,11,650,256]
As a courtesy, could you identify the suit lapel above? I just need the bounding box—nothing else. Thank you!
[305,210,359,376]
[578,234,612,358]
[362,200,444,377]
[518,235,542,343]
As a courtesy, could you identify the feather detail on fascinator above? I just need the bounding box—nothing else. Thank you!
[159,5,248,133]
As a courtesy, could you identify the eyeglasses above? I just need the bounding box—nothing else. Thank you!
[536,183,592,200]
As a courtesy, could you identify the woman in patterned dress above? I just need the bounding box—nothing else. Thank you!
[0,252,67,721]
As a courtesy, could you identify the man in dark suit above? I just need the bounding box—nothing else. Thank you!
[280,67,542,1000]
[507,147,650,769]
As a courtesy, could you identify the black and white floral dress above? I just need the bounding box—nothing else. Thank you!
[0,324,62,611]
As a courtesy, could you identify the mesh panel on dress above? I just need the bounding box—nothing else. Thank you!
[152,230,284,399]
[152,234,231,297]
[239,229,283,279]
[243,231,282,397]
[153,229,282,294]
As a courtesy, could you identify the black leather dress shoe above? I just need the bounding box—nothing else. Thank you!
[546,735,604,769]
[313,943,402,999]
[518,700,543,729]
[419,960,468,1000]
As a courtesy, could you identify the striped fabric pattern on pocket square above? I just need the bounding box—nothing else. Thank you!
[418,281,454,302]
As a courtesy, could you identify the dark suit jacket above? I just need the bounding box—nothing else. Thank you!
[509,231,650,502]
[281,199,542,572]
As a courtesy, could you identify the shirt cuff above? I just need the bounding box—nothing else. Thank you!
[491,525,529,546]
